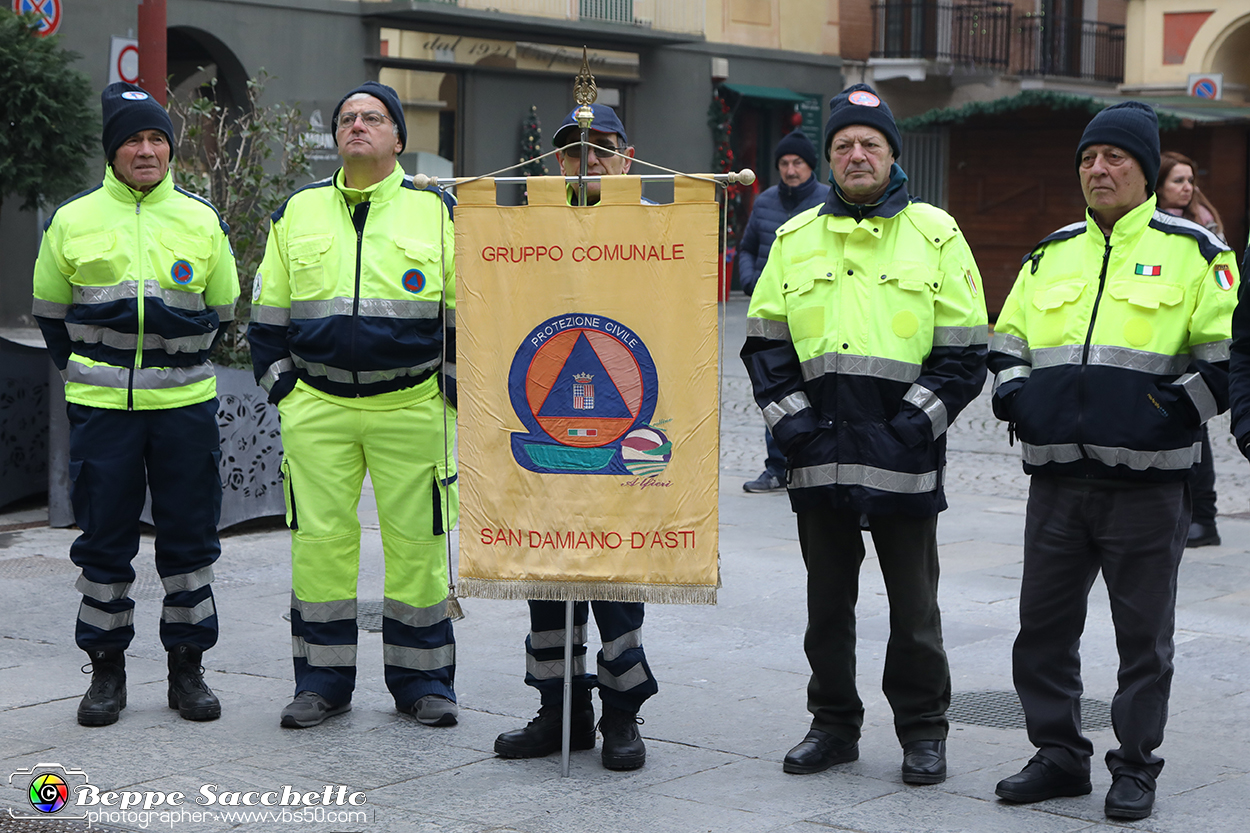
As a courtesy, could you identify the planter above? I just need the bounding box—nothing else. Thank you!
[0,330,51,511]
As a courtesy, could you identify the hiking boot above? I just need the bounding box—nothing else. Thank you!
[599,704,646,770]
[412,694,458,726]
[495,701,595,758]
[167,644,221,721]
[279,691,351,728]
[78,650,126,726]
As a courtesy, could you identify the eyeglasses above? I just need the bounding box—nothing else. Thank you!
[337,111,391,130]
[561,141,623,159]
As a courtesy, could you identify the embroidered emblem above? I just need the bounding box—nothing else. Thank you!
[1135,264,1161,277]
[1215,264,1235,291]
[170,260,194,285]
[402,269,425,293]
[848,91,881,107]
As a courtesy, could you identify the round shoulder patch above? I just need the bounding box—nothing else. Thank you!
[121,91,150,101]
[402,269,426,294]
[848,91,881,108]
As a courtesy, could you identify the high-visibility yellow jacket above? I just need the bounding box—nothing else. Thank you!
[742,183,988,516]
[248,164,456,407]
[32,167,239,410]
[988,196,1236,481]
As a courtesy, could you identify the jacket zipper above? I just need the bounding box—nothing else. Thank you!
[1076,237,1112,459]
[130,199,144,411]
[349,201,371,396]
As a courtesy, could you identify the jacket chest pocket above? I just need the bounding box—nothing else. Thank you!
[287,233,334,298]
[877,263,939,342]
[393,236,442,297]
[63,231,117,287]
[1105,280,1185,350]
[1028,279,1087,347]
[155,229,213,292]
[782,270,836,345]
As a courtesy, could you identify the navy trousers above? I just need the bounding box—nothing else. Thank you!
[1014,477,1188,788]
[525,600,658,713]
[67,401,222,653]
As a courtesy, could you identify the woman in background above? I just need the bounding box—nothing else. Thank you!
[1157,151,1224,547]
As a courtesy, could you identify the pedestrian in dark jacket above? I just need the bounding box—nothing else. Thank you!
[740,129,830,493]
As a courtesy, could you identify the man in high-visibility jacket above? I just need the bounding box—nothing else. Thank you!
[989,102,1236,821]
[741,84,987,783]
[492,103,655,772]
[32,82,239,726]
[248,81,459,729]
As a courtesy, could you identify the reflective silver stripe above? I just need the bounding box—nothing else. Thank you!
[260,357,294,392]
[66,323,215,354]
[383,596,448,629]
[292,354,439,385]
[789,462,939,493]
[383,643,455,671]
[992,365,1031,393]
[1021,441,1201,471]
[746,317,791,341]
[903,384,948,439]
[162,597,216,625]
[65,360,215,391]
[32,298,70,318]
[445,308,456,328]
[74,282,138,304]
[291,593,356,623]
[150,282,205,312]
[1031,344,1189,375]
[933,324,988,347]
[443,362,457,380]
[292,637,357,667]
[1177,372,1218,423]
[290,297,440,319]
[527,654,586,680]
[78,601,134,631]
[596,661,650,692]
[212,303,235,323]
[801,352,921,384]
[1191,339,1230,363]
[601,628,642,662]
[76,574,132,602]
[530,625,588,651]
[989,331,1030,360]
[253,305,291,326]
[161,565,214,594]
[762,391,812,429]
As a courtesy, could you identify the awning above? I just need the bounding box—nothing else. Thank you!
[897,89,1250,132]
[720,83,809,103]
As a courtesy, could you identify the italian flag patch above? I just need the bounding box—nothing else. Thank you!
[1135,264,1162,276]
[1215,264,1235,291]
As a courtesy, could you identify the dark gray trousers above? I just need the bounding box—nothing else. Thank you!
[1015,477,1189,788]
[797,508,950,746]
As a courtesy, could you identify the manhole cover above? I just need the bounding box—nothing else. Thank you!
[949,689,1113,731]
[0,556,79,580]
[280,601,385,632]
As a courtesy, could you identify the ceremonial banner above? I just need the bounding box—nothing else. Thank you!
[455,175,720,604]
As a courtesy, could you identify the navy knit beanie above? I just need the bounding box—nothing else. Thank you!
[331,81,408,152]
[1076,101,1160,194]
[774,130,818,172]
[101,82,174,163]
[824,84,902,161]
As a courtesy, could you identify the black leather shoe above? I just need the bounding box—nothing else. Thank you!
[783,729,858,774]
[1186,522,1220,548]
[995,757,1091,803]
[494,702,595,758]
[598,705,646,770]
[901,739,947,785]
[1105,773,1155,820]
[167,645,221,721]
[78,650,126,727]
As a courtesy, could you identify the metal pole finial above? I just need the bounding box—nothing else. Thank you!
[574,46,598,109]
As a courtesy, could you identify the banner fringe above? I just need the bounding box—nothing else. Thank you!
[458,577,717,605]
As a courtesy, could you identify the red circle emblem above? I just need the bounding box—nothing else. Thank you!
[848,91,881,108]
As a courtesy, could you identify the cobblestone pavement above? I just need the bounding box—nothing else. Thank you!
[720,296,1250,516]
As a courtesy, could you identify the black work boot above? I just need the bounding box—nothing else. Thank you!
[78,650,126,726]
[598,704,646,770]
[494,701,595,758]
[167,644,221,721]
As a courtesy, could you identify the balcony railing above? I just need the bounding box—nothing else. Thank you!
[447,0,705,35]
[1015,15,1125,83]
[871,1,1012,69]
